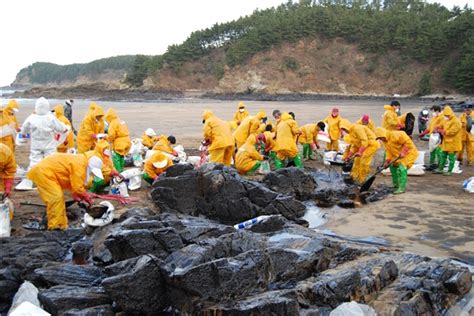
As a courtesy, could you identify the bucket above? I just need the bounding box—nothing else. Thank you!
[415,151,425,165]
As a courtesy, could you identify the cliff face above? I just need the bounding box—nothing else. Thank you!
[145,38,446,96]
[12,38,448,96]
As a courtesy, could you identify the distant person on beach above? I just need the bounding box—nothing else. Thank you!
[64,99,76,134]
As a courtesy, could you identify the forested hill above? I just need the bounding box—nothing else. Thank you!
[13,1,474,95]
[12,56,135,88]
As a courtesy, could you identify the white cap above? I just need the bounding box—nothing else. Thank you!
[35,97,50,115]
[88,156,104,180]
[152,158,168,169]
[422,110,429,115]
[145,128,156,137]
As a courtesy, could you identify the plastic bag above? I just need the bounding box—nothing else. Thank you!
[15,133,30,146]
[110,179,129,197]
[121,168,143,191]
[429,133,441,152]
[330,301,376,316]
[462,177,474,193]
[132,154,143,167]
[8,281,43,315]
[0,200,11,237]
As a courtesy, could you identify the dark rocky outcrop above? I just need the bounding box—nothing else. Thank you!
[0,212,471,315]
[263,167,317,200]
[151,164,306,224]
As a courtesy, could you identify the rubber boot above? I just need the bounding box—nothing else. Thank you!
[389,164,399,190]
[434,151,447,174]
[274,158,285,170]
[444,153,456,175]
[143,173,154,185]
[293,154,303,168]
[302,144,309,160]
[394,165,407,194]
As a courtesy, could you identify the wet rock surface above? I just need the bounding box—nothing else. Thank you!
[0,166,471,315]
[151,164,306,224]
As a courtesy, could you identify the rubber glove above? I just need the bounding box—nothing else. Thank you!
[3,179,13,198]
[73,191,93,206]
[356,146,366,157]
[400,146,409,158]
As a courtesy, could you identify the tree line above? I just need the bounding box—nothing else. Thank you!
[16,56,135,85]
[126,0,474,93]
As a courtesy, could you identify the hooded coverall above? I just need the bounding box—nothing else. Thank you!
[5,100,20,131]
[324,114,342,151]
[232,102,250,126]
[85,139,115,193]
[355,117,376,132]
[77,103,105,153]
[203,110,234,166]
[0,107,16,154]
[457,112,474,164]
[21,98,67,169]
[340,120,380,183]
[233,111,266,149]
[27,153,91,230]
[235,135,264,174]
[153,135,176,154]
[274,113,302,169]
[142,133,159,149]
[436,106,462,174]
[143,151,174,184]
[382,105,401,131]
[0,144,16,197]
[376,128,418,194]
[299,123,320,160]
[54,105,74,153]
[105,108,131,172]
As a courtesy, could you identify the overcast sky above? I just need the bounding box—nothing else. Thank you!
[1,0,470,87]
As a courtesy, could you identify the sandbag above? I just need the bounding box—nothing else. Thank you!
[83,201,115,227]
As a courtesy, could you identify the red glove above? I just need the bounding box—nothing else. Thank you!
[346,152,354,161]
[400,146,409,158]
[172,151,178,157]
[383,159,392,168]
[63,140,69,146]
[16,127,21,133]
[397,123,405,130]
[91,134,97,139]
[419,129,428,138]
[3,179,13,198]
[310,143,316,151]
[356,146,366,157]
[438,129,446,136]
[54,133,61,141]
[73,191,93,206]
[111,170,125,181]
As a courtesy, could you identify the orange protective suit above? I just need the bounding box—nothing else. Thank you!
[203,110,234,166]
[54,105,74,153]
[77,103,105,153]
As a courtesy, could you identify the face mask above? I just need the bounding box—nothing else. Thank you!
[396,108,401,114]
[445,116,449,120]
[239,109,245,113]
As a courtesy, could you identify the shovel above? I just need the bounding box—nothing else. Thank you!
[359,156,401,193]
[20,200,77,208]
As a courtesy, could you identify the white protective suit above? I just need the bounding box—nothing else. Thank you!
[21,97,68,168]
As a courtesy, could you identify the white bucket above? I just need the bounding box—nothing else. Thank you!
[415,151,425,165]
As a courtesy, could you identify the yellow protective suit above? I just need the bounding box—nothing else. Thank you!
[263,131,276,152]
[233,112,266,149]
[27,153,89,230]
[203,110,234,166]
[5,100,20,130]
[299,124,319,145]
[324,114,342,151]
[232,102,250,125]
[382,105,401,131]
[0,143,16,191]
[54,105,74,153]
[142,134,159,149]
[77,104,105,153]
[428,113,445,133]
[0,107,16,153]
[144,151,173,179]
[153,135,175,154]
[355,118,376,132]
[340,120,380,182]
[458,112,474,163]
[376,128,418,168]
[441,106,462,153]
[274,113,299,160]
[105,108,131,156]
[235,135,264,174]
[85,139,114,184]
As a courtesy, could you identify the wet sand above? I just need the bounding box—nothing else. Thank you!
[10,98,474,263]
